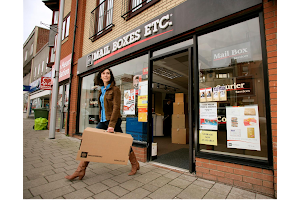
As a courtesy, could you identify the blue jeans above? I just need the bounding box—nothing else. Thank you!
[96,118,132,153]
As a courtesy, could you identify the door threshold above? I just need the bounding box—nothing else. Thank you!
[149,161,189,173]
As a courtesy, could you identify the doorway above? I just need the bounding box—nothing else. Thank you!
[150,47,194,171]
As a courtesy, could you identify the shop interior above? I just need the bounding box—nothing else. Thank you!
[151,51,190,170]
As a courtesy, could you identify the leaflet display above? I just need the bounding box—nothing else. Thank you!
[226,105,261,151]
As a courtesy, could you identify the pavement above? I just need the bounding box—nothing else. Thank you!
[23,117,274,199]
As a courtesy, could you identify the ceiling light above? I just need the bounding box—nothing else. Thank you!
[153,67,182,79]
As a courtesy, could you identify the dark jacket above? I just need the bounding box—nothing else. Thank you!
[97,82,122,128]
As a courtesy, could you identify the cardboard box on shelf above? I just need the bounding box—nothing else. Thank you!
[76,127,133,165]
[172,128,189,144]
[175,93,184,103]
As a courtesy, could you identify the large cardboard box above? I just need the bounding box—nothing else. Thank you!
[175,93,184,103]
[172,128,189,144]
[76,127,133,165]
[173,102,185,114]
[172,114,186,129]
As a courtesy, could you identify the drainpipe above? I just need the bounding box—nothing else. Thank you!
[66,0,79,136]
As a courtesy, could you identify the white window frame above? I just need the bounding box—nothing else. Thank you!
[25,51,28,61]
[30,44,33,55]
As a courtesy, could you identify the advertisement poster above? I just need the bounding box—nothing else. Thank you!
[133,75,142,95]
[199,102,218,130]
[139,81,148,96]
[206,87,212,101]
[200,88,206,102]
[199,130,218,146]
[138,96,148,122]
[89,115,99,124]
[213,87,219,101]
[138,107,147,122]
[123,89,135,115]
[226,105,261,151]
[219,86,227,101]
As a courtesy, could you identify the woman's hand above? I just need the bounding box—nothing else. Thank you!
[107,127,114,133]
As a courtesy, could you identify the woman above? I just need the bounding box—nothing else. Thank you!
[65,68,140,180]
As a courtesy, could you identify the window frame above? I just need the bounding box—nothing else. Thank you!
[122,0,160,21]
[62,14,70,41]
[193,12,273,169]
[90,0,114,42]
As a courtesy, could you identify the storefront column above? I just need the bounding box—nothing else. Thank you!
[263,0,277,197]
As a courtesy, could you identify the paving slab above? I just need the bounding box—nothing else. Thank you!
[23,118,275,199]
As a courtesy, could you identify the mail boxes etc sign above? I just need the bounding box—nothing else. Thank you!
[86,14,173,68]
[212,42,252,68]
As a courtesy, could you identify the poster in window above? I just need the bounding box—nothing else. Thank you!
[206,87,212,102]
[199,102,218,130]
[219,86,227,101]
[199,130,218,146]
[89,115,99,124]
[200,88,206,102]
[89,98,99,108]
[213,86,219,101]
[123,89,135,115]
[226,105,261,151]
[139,80,148,96]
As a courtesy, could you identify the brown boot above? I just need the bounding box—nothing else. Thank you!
[65,161,89,180]
[128,151,140,176]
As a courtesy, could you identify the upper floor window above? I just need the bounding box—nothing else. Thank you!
[30,44,33,55]
[25,51,28,61]
[38,64,40,75]
[42,61,44,73]
[53,11,59,24]
[89,0,114,42]
[62,14,70,40]
[121,0,160,20]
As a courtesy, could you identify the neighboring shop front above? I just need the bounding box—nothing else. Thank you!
[50,54,72,132]
[74,0,276,197]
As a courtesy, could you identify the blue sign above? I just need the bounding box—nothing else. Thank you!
[23,85,31,91]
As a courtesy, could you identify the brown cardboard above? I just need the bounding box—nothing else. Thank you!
[172,114,186,129]
[172,128,189,144]
[175,93,184,103]
[76,127,133,165]
[173,102,184,114]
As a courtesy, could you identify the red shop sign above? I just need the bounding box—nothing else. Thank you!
[40,77,52,90]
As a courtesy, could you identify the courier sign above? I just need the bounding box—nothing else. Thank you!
[86,14,173,67]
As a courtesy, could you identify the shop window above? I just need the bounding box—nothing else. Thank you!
[89,0,114,42]
[121,0,160,20]
[153,39,193,57]
[79,55,149,143]
[197,17,268,161]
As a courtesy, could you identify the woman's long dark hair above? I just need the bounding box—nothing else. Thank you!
[94,68,115,86]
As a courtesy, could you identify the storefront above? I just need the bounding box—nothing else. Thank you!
[75,0,276,197]
[51,54,72,132]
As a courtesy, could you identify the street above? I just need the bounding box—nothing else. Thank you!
[23,117,273,199]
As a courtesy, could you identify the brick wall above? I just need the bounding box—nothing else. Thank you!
[68,0,86,136]
[82,0,187,56]
[48,0,86,135]
[36,28,49,53]
[195,158,274,197]
[263,0,277,197]
[132,146,147,163]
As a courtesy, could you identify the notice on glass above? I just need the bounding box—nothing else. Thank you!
[200,102,218,130]
[219,86,227,101]
[123,89,135,115]
[213,87,220,101]
[200,88,206,102]
[226,105,261,151]
[138,107,147,122]
[206,87,212,102]
[199,130,218,146]
[139,81,148,96]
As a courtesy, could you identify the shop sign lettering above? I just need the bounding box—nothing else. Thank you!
[86,14,173,67]
[212,42,252,68]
